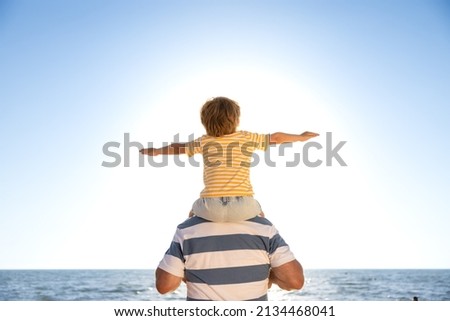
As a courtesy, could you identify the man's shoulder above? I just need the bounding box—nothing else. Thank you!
[246,216,274,226]
[177,216,274,230]
[177,216,208,230]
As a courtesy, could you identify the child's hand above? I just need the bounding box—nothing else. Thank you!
[140,148,159,156]
[300,131,319,140]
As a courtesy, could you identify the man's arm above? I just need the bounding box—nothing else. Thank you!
[269,132,319,145]
[269,259,304,290]
[140,143,187,156]
[155,267,183,294]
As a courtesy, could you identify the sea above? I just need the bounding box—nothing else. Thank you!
[1,269,449,301]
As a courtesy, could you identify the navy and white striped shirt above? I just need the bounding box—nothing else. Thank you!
[158,216,296,301]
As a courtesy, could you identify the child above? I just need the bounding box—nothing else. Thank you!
[140,96,318,222]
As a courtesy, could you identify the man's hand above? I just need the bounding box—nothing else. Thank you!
[268,270,274,289]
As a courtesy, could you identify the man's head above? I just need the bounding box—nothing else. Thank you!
[201,97,240,137]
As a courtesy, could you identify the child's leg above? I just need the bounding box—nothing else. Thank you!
[254,199,264,217]
[224,197,263,221]
[191,198,229,222]
[191,197,264,222]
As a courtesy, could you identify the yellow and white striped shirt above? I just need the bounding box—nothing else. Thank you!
[186,131,269,198]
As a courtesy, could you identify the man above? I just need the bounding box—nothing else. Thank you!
[155,216,304,301]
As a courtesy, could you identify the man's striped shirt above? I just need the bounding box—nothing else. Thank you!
[158,216,296,301]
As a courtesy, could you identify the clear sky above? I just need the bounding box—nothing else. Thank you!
[1,0,449,269]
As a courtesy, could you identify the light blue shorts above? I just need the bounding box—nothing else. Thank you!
[192,196,262,222]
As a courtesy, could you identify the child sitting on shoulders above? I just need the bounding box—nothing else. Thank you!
[140,96,318,222]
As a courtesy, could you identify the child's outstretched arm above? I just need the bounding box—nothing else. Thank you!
[140,143,187,156]
[269,131,319,145]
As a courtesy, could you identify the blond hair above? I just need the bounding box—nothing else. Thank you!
[200,97,240,137]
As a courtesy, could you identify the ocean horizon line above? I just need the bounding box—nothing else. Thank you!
[1,267,449,271]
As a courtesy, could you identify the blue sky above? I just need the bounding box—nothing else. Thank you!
[1,0,449,269]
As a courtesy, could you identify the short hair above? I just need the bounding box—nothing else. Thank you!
[200,97,240,137]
